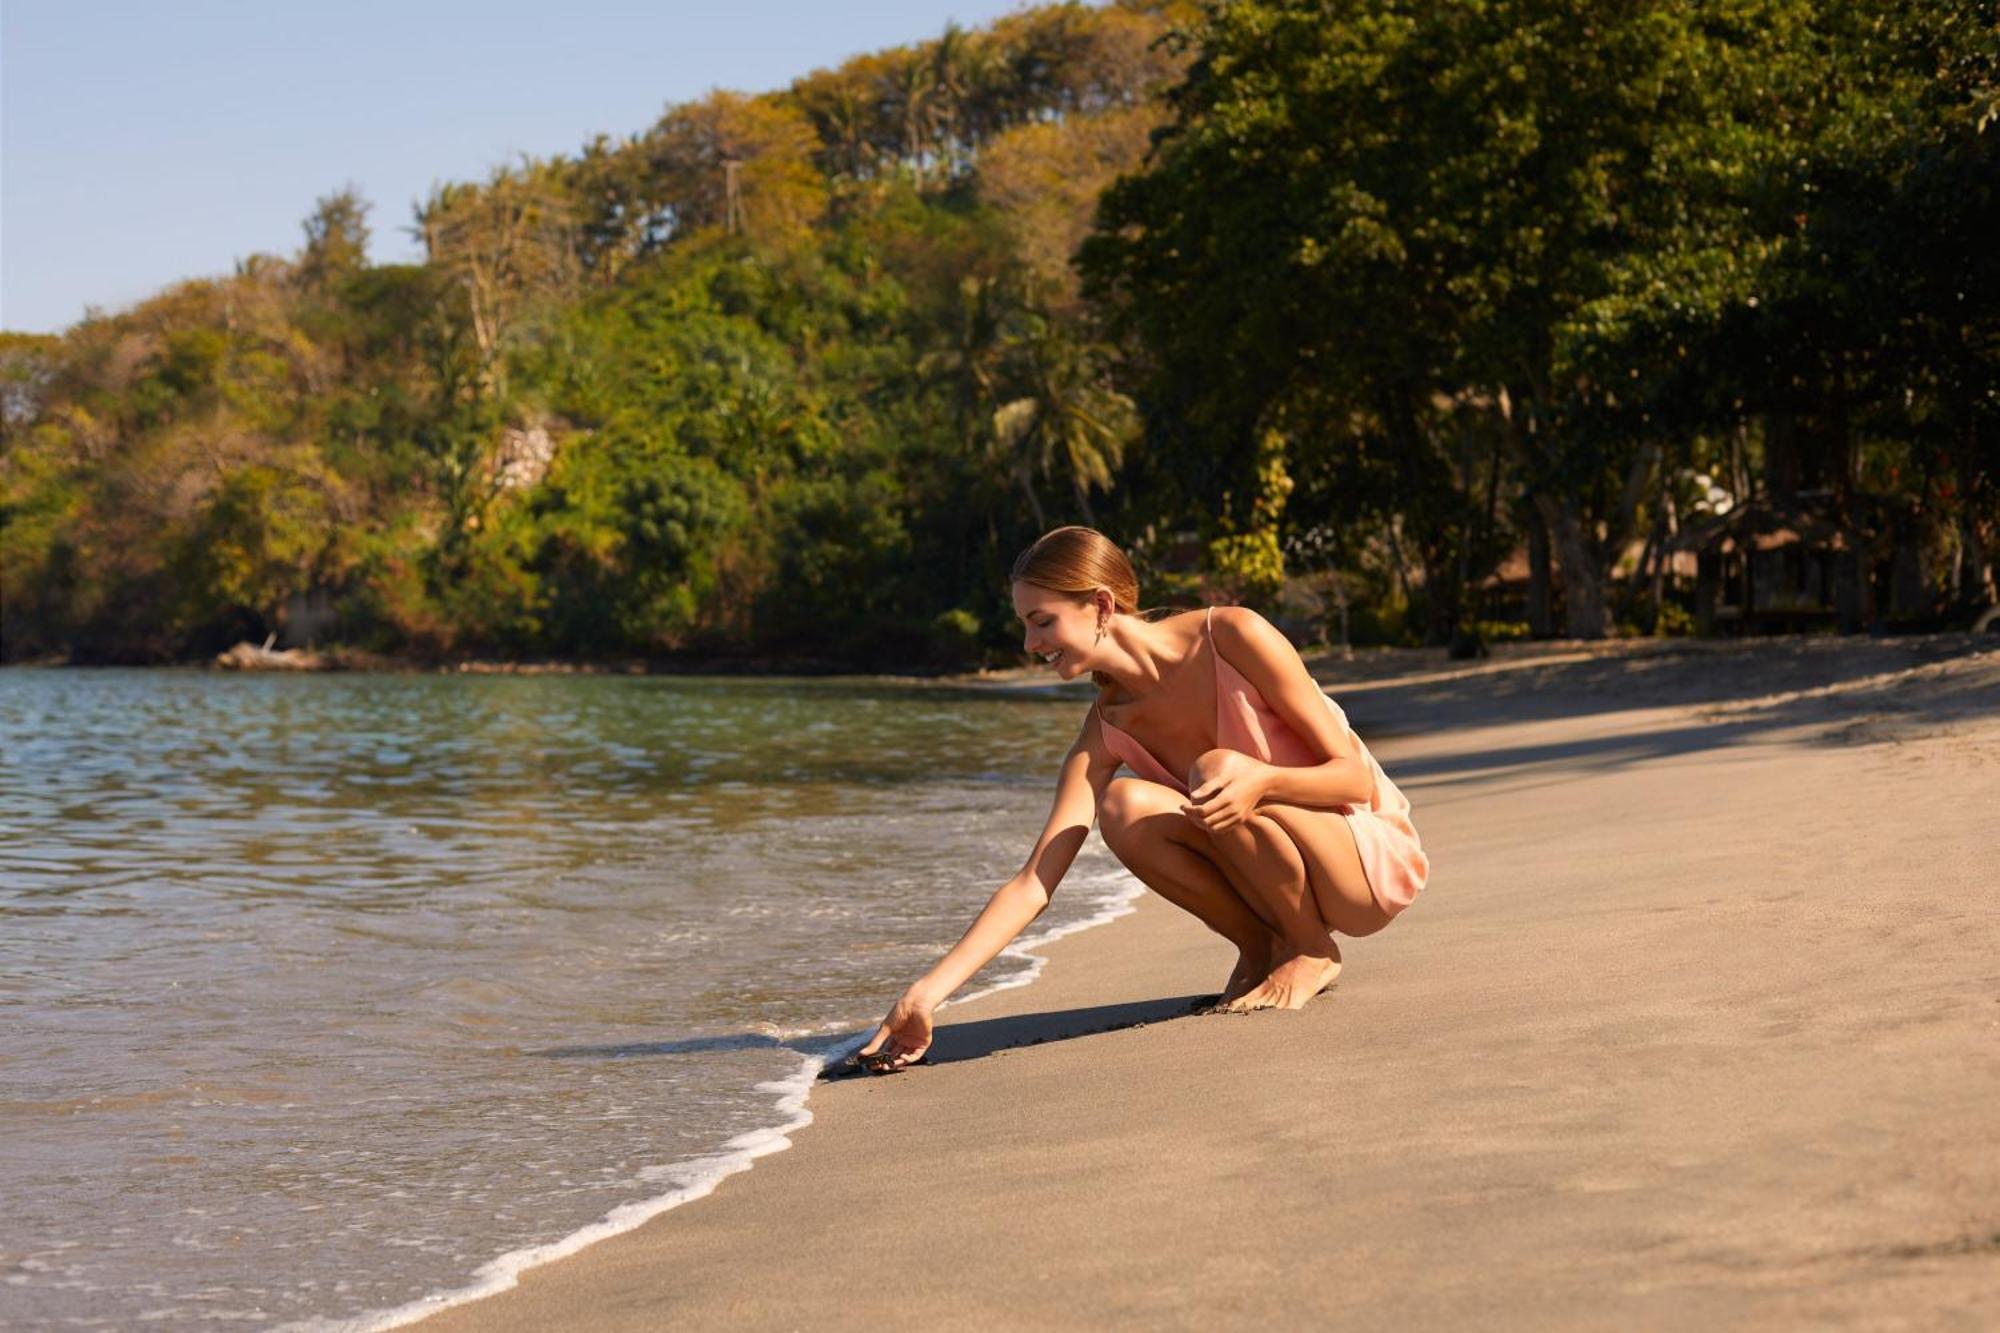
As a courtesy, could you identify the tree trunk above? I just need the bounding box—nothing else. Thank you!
[1731,421,1751,505]
[1963,512,1994,609]
[1476,426,1505,580]
[1073,481,1097,527]
[1424,545,1459,647]
[1890,527,1925,618]
[1535,492,1609,638]
[1615,442,1659,548]
[1331,572,1352,658]
[1764,413,1800,507]
[1696,552,1721,636]
[1634,525,1661,634]
[1649,484,1675,635]
[1834,549,1865,634]
[1017,469,1047,532]
[1384,516,1416,625]
[1526,502,1554,639]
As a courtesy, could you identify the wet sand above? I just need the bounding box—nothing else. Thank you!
[416,633,2000,1331]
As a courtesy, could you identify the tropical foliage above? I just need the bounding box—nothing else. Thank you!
[3,0,1992,665]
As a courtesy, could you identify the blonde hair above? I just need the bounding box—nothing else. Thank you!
[1009,526,1170,689]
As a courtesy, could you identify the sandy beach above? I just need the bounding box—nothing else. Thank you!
[415,633,2000,1332]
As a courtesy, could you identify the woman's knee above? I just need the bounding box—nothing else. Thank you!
[1098,777,1174,846]
[1096,777,1148,840]
[1184,748,1237,793]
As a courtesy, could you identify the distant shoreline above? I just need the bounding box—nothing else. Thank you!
[0,636,1632,684]
[5,629,1993,692]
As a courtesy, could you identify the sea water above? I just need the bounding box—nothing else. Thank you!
[0,668,1139,1329]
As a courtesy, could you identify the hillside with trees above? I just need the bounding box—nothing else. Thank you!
[3,0,1993,667]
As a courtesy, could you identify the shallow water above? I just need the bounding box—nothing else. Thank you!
[0,668,1137,1329]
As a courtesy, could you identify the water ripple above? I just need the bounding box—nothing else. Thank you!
[0,668,1130,1329]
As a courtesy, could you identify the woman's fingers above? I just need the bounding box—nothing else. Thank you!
[1182,800,1245,833]
[851,996,936,1074]
[1188,776,1245,811]
[857,1042,928,1074]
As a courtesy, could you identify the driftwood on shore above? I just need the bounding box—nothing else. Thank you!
[214,634,329,671]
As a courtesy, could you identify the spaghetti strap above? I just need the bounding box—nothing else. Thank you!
[1205,604,1222,714]
[1098,602,1428,923]
[1204,601,1429,918]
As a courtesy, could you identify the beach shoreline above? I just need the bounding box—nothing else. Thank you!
[323,864,1153,1333]
[405,635,2000,1331]
[15,625,1994,689]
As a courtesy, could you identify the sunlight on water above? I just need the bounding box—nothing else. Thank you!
[0,669,1134,1329]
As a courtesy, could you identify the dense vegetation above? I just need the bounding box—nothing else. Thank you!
[3,0,1993,667]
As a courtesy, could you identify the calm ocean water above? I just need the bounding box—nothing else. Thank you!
[0,668,1139,1329]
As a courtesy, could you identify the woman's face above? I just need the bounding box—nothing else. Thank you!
[1012,582,1100,678]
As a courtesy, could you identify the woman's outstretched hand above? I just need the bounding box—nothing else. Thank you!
[854,990,934,1074]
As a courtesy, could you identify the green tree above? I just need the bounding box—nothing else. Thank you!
[417,162,579,376]
[297,186,372,293]
[990,312,1138,528]
[1087,0,1805,639]
[172,463,338,642]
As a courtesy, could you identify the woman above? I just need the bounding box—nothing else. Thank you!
[854,526,1427,1073]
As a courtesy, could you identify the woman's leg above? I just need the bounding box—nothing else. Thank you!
[1096,777,1283,1004]
[1259,805,1393,940]
[1185,750,1391,1010]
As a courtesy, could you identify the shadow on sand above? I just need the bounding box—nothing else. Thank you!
[530,993,1214,1079]
[1336,631,1994,735]
[837,993,1217,1075]
[1350,633,1996,800]
[529,638,1996,1075]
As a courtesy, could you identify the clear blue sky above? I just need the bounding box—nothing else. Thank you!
[1,1,1036,334]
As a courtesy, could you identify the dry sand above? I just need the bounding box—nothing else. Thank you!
[417,634,2000,1332]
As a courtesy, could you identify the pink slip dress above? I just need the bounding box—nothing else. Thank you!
[1094,606,1428,918]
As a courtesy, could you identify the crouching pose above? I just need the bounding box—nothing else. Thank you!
[856,526,1428,1073]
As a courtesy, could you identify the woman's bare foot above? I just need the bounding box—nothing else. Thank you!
[1223,941,1342,1012]
[1214,935,1281,1008]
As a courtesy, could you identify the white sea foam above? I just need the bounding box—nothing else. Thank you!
[291,869,1143,1333]
[944,866,1145,1011]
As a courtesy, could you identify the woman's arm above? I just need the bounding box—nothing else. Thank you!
[911,716,1116,1006]
[1205,606,1373,812]
[857,709,1121,1069]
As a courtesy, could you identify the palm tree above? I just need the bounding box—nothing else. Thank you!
[918,275,1005,418]
[888,51,938,186]
[928,22,984,176]
[796,78,873,180]
[824,85,873,179]
[991,314,1139,526]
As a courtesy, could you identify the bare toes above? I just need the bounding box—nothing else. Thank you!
[1223,985,1278,1013]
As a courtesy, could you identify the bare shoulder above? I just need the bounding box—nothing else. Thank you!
[1208,604,1299,673]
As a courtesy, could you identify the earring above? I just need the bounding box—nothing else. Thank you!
[1095,621,1106,644]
